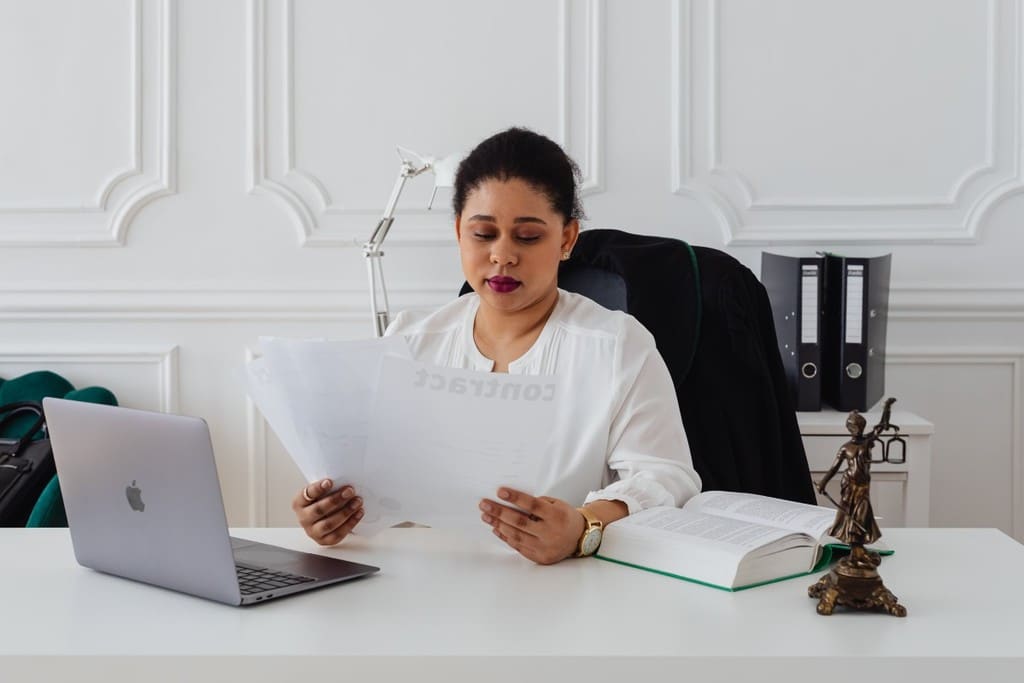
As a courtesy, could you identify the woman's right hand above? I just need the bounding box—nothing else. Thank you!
[292,478,364,546]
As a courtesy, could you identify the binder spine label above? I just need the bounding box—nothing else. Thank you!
[801,265,819,344]
[845,265,864,344]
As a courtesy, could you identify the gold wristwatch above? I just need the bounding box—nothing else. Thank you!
[574,506,604,557]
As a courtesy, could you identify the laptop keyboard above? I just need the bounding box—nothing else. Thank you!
[235,564,316,595]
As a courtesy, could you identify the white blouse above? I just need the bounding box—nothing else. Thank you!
[385,289,702,513]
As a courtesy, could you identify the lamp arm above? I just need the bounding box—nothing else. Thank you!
[364,161,428,337]
[363,155,438,337]
[366,247,391,338]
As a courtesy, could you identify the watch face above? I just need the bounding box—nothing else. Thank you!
[580,528,603,556]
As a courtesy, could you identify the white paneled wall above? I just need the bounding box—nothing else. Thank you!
[0,0,175,245]
[2,0,1022,539]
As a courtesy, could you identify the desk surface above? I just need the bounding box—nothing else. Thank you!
[3,527,1022,680]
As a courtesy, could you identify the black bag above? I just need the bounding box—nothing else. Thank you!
[0,402,55,527]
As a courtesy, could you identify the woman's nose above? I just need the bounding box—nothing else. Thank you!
[489,244,518,266]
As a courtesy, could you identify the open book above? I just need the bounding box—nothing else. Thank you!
[595,491,891,591]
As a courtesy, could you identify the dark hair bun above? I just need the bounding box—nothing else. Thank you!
[453,127,585,223]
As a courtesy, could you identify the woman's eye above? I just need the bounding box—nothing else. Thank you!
[517,236,541,243]
[473,233,495,240]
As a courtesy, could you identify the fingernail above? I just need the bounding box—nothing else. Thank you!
[498,489,510,500]
[480,501,492,512]
[321,480,331,489]
[341,487,354,498]
[355,510,364,519]
[481,513,492,524]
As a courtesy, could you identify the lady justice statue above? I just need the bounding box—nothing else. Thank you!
[808,397,907,616]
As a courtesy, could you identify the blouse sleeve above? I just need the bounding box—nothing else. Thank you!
[583,319,702,513]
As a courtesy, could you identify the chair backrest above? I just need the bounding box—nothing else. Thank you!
[557,266,629,314]
[461,228,816,504]
[0,371,118,527]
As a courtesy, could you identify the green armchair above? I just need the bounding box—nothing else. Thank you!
[0,370,117,527]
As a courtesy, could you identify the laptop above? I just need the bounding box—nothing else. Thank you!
[42,397,379,606]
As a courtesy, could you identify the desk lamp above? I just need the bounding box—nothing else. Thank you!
[364,146,459,337]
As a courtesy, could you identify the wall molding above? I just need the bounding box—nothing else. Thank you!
[670,0,1024,245]
[0,344,179,413]
[2,283,1022,321]
[887,346,1024,538]
[247,0,605,246]
[0,284,454,321]
[889,285,1024,321]
[0,0,142,214]
[0,0,177,247]
[244,347,269,527]
[707,0,1000,211]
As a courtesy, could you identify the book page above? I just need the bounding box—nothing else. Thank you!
[608,507,799,556]
[684,491,835,539]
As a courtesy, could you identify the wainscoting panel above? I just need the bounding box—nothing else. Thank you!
[672,0,1024,245]
[0,0,176,246]
[248,0,605,245]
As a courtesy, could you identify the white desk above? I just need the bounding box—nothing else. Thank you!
[2,527,1021,682]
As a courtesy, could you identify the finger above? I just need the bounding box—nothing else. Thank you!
[317,505,365,546]
[495,487,549,518]
[312,497,363,542]
[300,486,356,526]
[479,499,541,535]
[488,514,541,549]
[492,527,512,547]
[292,478,334,512]
[492,526,523,552]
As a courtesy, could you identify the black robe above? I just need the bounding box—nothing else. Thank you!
[565,229,816,504]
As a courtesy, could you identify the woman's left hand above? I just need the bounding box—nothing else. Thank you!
[479,487,585,565]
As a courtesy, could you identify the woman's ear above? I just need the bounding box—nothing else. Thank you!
[454,214,463,242]
[562,219,580,254]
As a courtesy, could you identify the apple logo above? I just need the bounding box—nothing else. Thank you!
[125,480,145,512]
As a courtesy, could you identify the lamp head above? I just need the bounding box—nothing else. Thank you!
[394,146,460,209]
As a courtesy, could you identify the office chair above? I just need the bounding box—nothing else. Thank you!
[461,228,816,504]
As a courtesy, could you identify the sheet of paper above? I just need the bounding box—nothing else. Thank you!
[248,335,412,535]
[363,356,560,535]
[246,357,321,480]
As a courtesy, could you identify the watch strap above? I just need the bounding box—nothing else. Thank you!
[574,506,604,557]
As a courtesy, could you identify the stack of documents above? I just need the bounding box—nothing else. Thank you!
[247,337,558,535]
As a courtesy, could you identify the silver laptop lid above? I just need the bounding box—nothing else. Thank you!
[43,398,241,605]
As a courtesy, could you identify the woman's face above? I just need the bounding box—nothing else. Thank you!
[455,177,578,317]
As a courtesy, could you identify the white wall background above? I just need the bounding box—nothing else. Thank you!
[2,0,1022,539]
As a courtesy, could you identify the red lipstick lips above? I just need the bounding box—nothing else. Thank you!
[486,276,521,293]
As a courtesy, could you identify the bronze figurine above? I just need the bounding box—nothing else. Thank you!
[808,397,907,616]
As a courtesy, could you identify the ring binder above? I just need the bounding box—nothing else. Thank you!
[761,253,824,411]
[821,253,892,412]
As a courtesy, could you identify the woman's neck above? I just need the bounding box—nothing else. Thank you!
[473,288,560,372]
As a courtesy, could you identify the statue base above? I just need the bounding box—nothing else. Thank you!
[808,550,907,617]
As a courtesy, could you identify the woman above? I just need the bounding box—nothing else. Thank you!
[292,127,701,564]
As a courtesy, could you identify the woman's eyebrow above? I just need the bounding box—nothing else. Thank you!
[467,215,548,225]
